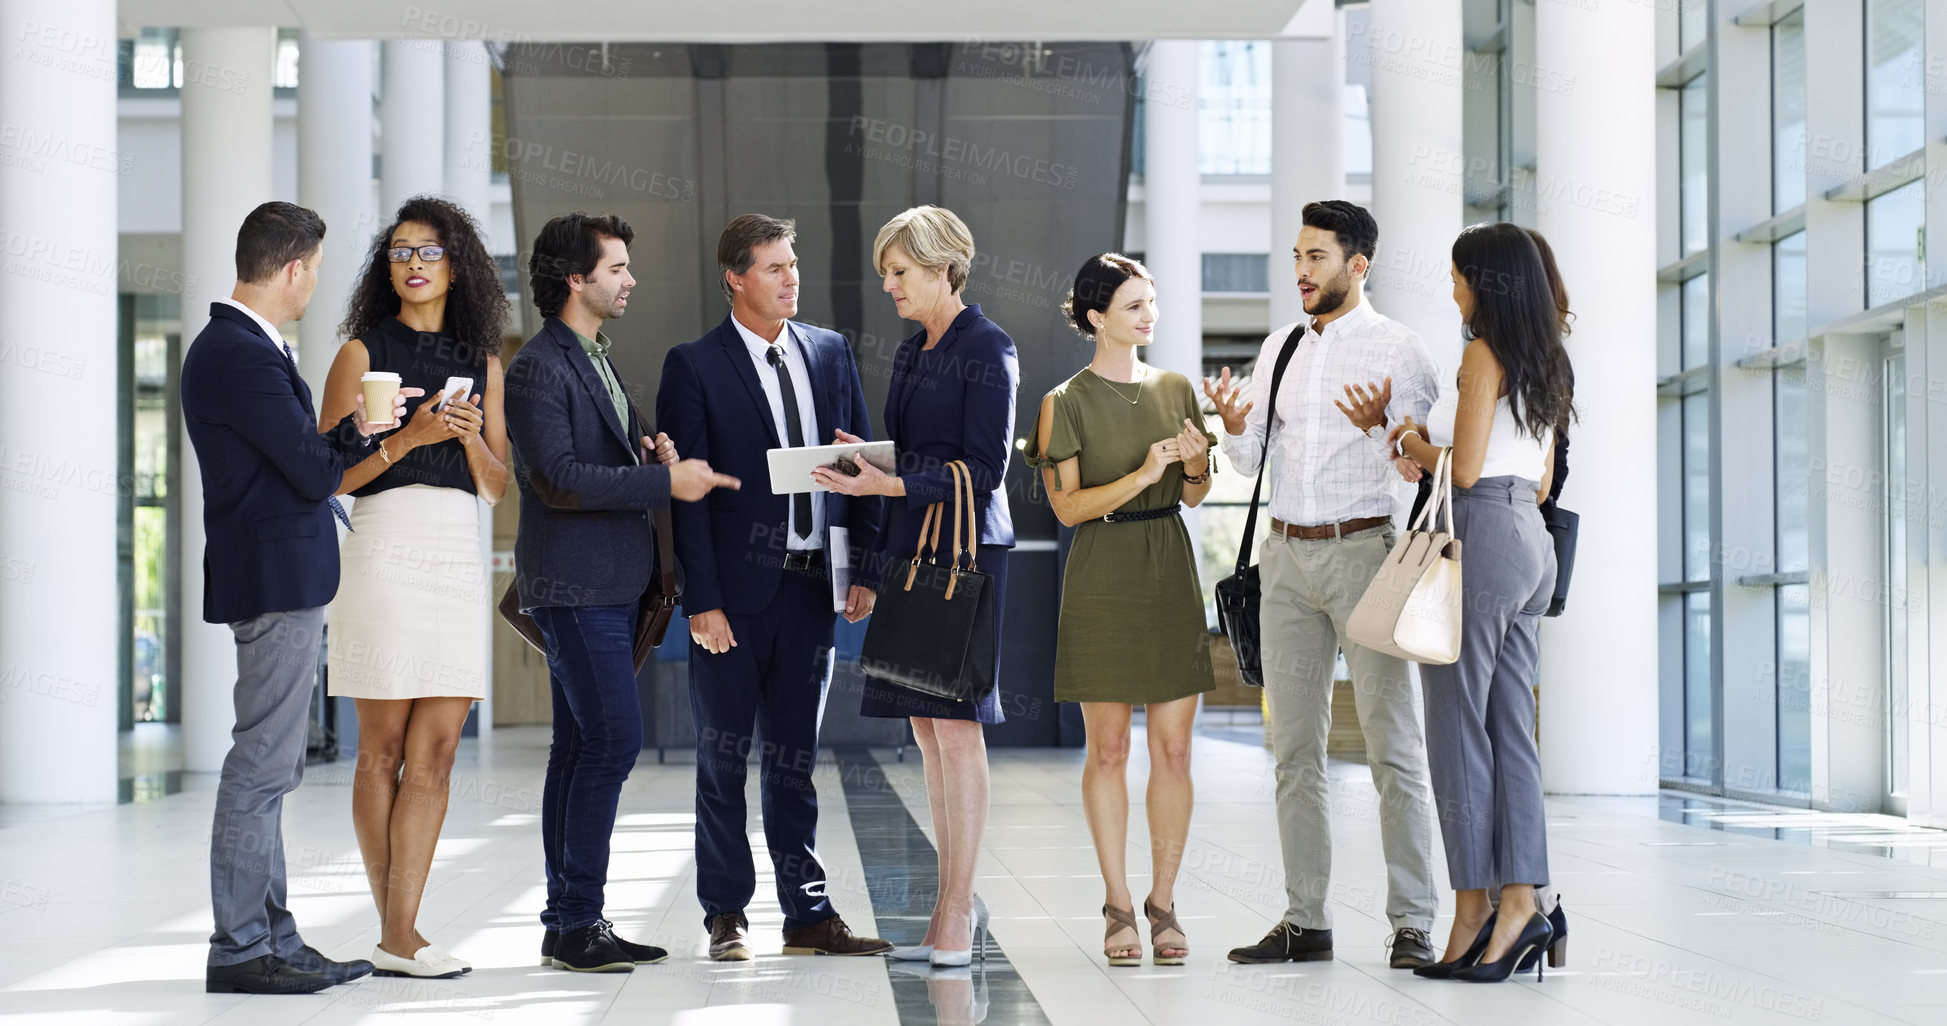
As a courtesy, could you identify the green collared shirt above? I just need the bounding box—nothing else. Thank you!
[573,329,631,435]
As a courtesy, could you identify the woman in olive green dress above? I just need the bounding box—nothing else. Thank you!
[1025,253,1216,967]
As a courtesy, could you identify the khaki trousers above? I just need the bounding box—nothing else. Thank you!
[1260,525,1438,932]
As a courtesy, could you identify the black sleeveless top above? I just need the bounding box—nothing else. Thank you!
[351,316,488,497]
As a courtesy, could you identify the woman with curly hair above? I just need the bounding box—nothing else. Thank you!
[317,194,510,979]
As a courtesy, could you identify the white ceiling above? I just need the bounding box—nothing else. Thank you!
[116,0,1321,42]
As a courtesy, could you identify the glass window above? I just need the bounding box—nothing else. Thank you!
[1866,180,1925,308]
[274,29,301,90]
[1343,84,1372,178]
[1679,0,1709,54]
[1777,584,1810,793]
[1684,391,1711,581]
[1771,10,1805,212]
[1681,75,1709,256]
[1866,0,1925,167]
[1201,254,1269,294]
[123,27,176,90]
[1775,367,1808,574]
[1198,41,1271,175]
[1682,272,1710,370]
[1885,347,1910,796]
[128,294,179,723]
[1685,591,1714,778]
[1773,231,1806,345]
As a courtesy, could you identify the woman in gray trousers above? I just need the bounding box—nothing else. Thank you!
[1379,222,1575,983]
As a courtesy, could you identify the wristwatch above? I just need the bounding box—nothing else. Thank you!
[1364,422,1387,442]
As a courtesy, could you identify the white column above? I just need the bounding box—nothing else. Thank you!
[179,27,277,774]
[1142,40,1206,588]
[443,40,495,735]
[1271,8,1345,332]
[381,40,446,215]
[1533,1,1658,794]
[443,42,492,237]
[297,36,374,393]
[1362,0,1464,372]
[0,0,120,802]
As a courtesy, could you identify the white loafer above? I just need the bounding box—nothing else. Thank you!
[417,943,471,974]
[370,944,465,979]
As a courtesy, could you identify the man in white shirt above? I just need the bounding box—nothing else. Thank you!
[1207,200,1441,969]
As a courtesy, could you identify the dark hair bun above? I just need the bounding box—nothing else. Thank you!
[1061,253,1152,338]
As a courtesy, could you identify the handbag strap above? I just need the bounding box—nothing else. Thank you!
[907,498,939,590]
[626,396,679,607]
[955,459,979,571]
[1407,446,1451,532]
[944,461,967,600]
[1233,325,1306,577]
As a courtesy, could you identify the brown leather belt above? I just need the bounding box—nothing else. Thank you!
[1270,515,1391,540]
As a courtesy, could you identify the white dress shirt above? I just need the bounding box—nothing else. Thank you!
[215,297,290,353]
[732,316,826,550]
[1220,300,1440,526]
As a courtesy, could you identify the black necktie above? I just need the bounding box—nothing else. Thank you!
[280,342,355,533]
[766,343,813,543]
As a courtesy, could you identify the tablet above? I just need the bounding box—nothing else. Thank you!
[767,441,897,494]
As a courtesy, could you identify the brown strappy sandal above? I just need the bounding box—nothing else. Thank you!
[1102,904,1142,967]
[1144,898,1187,965]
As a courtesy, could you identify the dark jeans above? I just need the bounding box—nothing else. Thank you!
[690,569,836,931]
[534,603,644,934]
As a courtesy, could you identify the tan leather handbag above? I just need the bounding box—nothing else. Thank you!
[1346,447,1463,665]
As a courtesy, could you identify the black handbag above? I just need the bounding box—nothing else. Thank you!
[1214,328,1304,687]
[859,461,998,702]
[1541,501,1578,617]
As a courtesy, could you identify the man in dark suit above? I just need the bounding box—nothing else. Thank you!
[657,214,890,960]
[182,201,411,994]
[504,212,738,973]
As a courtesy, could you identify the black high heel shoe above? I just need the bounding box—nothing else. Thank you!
[1451,912,1553,983]
[1411,913,1496,980]
[1517,901,1568,972]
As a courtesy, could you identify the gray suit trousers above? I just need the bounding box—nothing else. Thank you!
[1420,477,1556,892]
[1260,524,1439,933]
[208,605,324,966]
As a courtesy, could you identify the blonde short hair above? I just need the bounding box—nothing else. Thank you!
[872,205,975,294]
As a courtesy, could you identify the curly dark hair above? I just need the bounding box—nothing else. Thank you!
[529,212,636,318]
[339,195,508,358]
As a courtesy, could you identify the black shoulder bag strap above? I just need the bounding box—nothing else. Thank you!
[1231,325,1306,580]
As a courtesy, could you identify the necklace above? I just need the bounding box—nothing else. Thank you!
[1093,366,1145,404]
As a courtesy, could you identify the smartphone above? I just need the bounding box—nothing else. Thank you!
[435,376,474,411]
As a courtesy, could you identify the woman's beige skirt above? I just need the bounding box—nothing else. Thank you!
[327,484,488,701]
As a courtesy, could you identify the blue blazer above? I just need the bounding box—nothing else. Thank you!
[657,315,883,616]
[504,316,671,611]
[879,304,1017,565]
[179,302,370,624]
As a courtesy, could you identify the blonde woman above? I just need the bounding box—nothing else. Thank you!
[814,206,1018,968]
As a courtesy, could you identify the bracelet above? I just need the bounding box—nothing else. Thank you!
[377,441,393,465]
[1394,429,1421,458]
[1182,471,1209,485]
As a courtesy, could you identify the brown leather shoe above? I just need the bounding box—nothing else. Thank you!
[780,915,892,956]
[708,912,752,961]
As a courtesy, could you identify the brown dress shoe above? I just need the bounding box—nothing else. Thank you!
[708,912,752,961]
[780,915,893,956]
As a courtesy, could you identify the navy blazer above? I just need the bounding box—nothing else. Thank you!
[180,302,370,624]
[878,305,1017,565]
[657,315,883,616]
[504,316,671,611]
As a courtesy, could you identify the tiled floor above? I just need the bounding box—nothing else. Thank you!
[2,726,1944,1024]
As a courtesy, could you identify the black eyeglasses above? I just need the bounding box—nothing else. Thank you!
[387,245,446,263]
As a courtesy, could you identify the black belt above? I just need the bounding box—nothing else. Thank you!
[782,549,825,572]
[1099,503,1181,524]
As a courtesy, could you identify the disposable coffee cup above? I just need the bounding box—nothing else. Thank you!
[360,372,403,426]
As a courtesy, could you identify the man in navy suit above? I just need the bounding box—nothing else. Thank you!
[505,212,738,973]
[181,201,411,994]
[657,214,890,960]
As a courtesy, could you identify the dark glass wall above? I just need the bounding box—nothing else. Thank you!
[500,41,1135,745]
